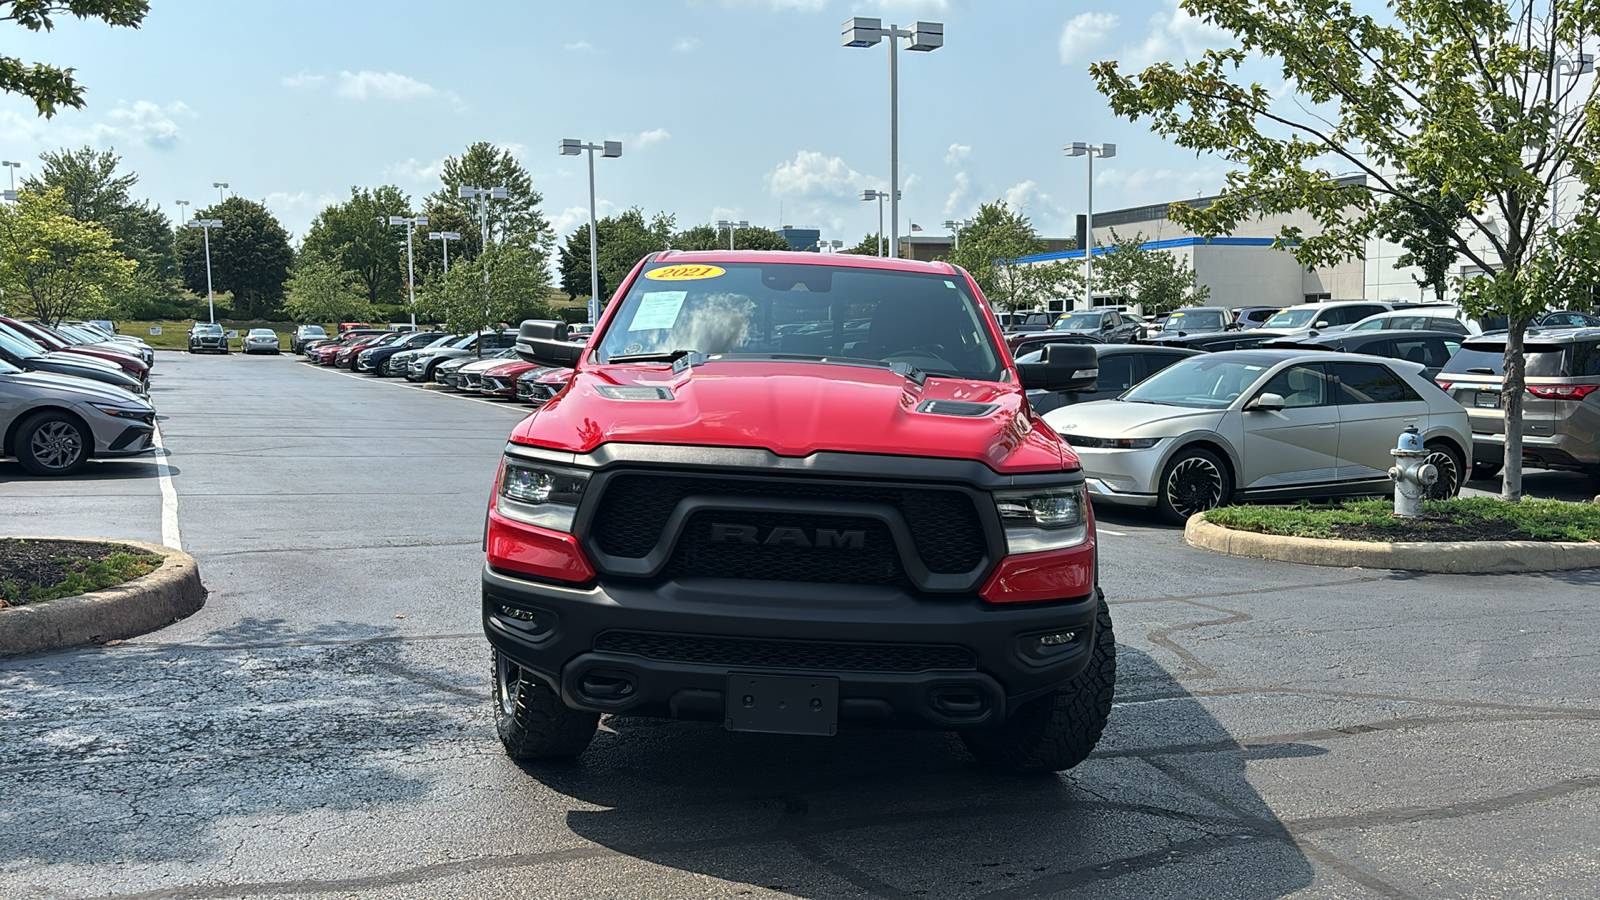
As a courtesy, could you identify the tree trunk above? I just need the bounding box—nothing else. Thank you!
[1501,317,1528,502]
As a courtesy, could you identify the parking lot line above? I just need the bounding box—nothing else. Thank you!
[152,424,182,550]
[323,367,530,410]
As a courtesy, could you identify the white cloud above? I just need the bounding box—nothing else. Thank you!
[1095,166,1223,204]
[673,37,700,52]
[943,171,975,217]
[551,201,618,237]
[1002,180,1070,226]
[1115,1,1230,72]
[105,100,192,148]
[384,157,446,184]
[944,143,971,165]
[564,40,595,52]
[765,150,875,199]
[336,70,438,101]
[1059,12,1119,65]
[636,128,671,148]
[281,72,326,89]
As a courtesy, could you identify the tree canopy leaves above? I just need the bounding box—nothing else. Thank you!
[1,0,149,116]
[0,186,136,323]
[173,197,293,319]
[1092,229,1210,316]
[282,254,373,325]
[945,201,1077,313]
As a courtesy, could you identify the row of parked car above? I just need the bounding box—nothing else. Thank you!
[292,325,576,406]
[0,318,159,476]
[1006,300,1600,520]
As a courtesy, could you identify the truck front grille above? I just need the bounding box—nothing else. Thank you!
[593,631,976,672]
[589,473,987,584]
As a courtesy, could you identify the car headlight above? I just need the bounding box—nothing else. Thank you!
[92,404,154,420]
[497,460,589,532]
[993,485,1089,554]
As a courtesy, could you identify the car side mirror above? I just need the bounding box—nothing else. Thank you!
[1314,320,1330,329]
[1246,392,1285,412]
[1017,343,1098,393]
[515,320,583,366]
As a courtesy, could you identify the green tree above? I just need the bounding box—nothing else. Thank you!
[1090,0,1600,500]
[411,199,475,282]
[0,187,136,323]
[417,235,553,354]
[300,186,411,306]
[2,1,149,117]
[946,200,1078,313]
[1379,178,1472,302]
[427,142,552,260]
[173,197,294,319]
[840,233,881,256]
[558,208,675,302]
[282,253,373,325]
[1091,229,1211,316]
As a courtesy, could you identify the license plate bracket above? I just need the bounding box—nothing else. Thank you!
[725,673,839,736]
[1474,391,1500,409]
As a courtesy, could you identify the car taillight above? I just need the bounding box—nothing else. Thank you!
[1527,384,1599,400]
[1434,381,1452,391]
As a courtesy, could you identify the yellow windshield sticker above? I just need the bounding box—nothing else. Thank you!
[645,264,725,282]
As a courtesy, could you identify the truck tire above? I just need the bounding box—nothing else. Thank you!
[961,591,1116,774]
[492,649,599,760]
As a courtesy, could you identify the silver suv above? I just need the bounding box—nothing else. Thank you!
[1436,328,1600,480]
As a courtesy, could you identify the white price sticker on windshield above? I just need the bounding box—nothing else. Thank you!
[629,291,687,331]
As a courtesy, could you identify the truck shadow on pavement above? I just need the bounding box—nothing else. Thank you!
[532,647,1317,898]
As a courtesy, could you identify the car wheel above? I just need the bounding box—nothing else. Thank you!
[1471,460,1503,481]
[492,649,598,760]
[15,411,91,476]
[1422,441,1465,500]
[961,591,1115,773]
[1156,447,1232,525]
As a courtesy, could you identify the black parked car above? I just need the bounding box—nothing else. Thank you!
[188,323,228,354]
[1142,331,1274,352]
[0,328,148,396]
[1046,308,1144,343]
[1018,343,1201,414]
[1264,329,1464,377]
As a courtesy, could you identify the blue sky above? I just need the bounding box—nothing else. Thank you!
[1,0,1240,247]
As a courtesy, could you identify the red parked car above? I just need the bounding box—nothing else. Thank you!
[476,360,543,398]
[0,317,151,386]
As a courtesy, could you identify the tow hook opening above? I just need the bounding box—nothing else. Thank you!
[577,670,637,704]
[929,686,988,719]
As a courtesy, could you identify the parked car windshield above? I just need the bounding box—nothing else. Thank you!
[1051,311,1104,331]
[193,324,223,334]
[1165,309,1227,332]
[593,261,1005,381]
[1121,356,1272,409]
[1262,308,1320,329]
[0,329,45,359]
[1440,343,1568,377]
[300,325,326,336]
[0,357,21,375]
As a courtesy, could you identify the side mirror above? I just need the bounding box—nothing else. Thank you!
[1246,392,1285,412]
[1314,320,1330,329]
[515,319,583,366]
[1017,343,1098,393]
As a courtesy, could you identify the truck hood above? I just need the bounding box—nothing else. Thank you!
[510,359,1069,473]
[1043,399,1227,438]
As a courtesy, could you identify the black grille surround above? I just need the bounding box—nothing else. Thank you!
[578,469,1003,593]
[593,630,977,672]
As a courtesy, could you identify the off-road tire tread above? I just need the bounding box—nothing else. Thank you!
[492,650,599,760]
[961,591,1116,774]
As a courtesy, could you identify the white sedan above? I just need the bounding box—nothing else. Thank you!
[1042,349,1472,523]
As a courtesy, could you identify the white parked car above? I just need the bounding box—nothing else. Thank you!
[1043,349,1472,523]
[242,328,281,354]
[1345,307,1482,336]
[1253,300,1393,338]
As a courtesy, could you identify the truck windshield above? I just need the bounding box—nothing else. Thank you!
[1052,311,1103,331]
[593,262,1004,381]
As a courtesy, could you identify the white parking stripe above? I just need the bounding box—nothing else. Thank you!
[152,424,182,550]
[1098,529,1127,536]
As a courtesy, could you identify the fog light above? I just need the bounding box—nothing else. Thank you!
[498,605,537,623]
[1036,631,1077,648]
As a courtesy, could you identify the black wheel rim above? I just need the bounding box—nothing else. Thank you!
[30,421,84,470]
[495,654,520,716]
[1422,450,1460,501]
[1166,457,1224,517]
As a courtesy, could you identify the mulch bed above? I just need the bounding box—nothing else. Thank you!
[1325,518,1539,543]
[0,539,158,608]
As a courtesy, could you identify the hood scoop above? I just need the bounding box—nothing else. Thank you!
[916,399,998,418]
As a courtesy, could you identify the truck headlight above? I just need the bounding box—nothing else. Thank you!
[993,485,1089,554]
[498,461,589,531]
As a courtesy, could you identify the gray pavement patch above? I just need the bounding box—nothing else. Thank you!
[0,537,204,657]
[1184,514,1600,573]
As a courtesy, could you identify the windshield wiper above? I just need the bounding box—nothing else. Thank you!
[609,349,699,364]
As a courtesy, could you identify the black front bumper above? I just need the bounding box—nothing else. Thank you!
[483,565,1100,731]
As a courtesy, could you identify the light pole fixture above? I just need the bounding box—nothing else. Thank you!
[458,185,510,287]
[185,218,223,324]
[715,219,749,250]
[559,138,623,324]
[1,160,18,195]
[429,230,461,274]
[861,189,898,257]
[389,215,430,327]
[817,239,843,253]
[1064,142,1116,310]
[943,217,973,251]
[176,199,190,222]
[1551,52,1595,241]
[842,16,943,259]
[213,182,229,204]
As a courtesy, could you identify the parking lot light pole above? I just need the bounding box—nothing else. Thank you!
[1064,142,1115,311]
[429,230,461,274]
[458,185,510,285]
[860,190,895,256]
[213,182,228,204]
[389,215,430,327]
[2,160,18,197]
[943,217,973,251]
[843,17,943,259]
[559,139,623,325]
[715,219,749,250]
[175,199,189,222]
[186,218,223,324]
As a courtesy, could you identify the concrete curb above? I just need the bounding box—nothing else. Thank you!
[0,537,205,657]
[1184,515,1600,573]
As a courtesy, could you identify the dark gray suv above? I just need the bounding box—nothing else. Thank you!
[1436,328,1600,480]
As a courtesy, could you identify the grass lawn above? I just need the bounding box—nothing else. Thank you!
[118,319,298,352]
[1206,497,1600,543]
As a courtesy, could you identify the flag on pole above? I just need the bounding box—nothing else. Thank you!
[910,223,924,232]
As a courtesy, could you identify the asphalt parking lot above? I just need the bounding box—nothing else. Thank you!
[2,352,1598,899]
